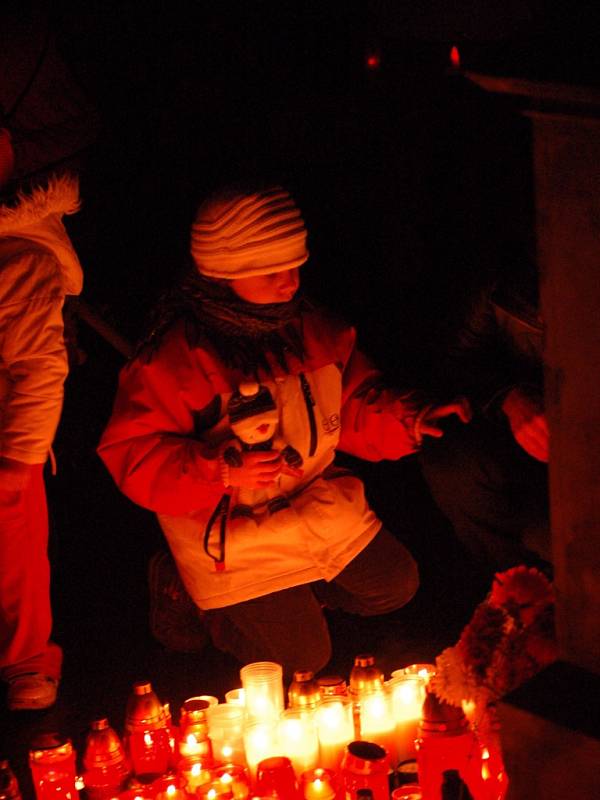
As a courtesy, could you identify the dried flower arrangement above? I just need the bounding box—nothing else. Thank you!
[430,566,558,712]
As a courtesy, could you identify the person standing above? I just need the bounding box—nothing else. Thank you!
[0,125,83,710]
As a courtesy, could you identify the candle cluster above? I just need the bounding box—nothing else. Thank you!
[25,656,506,800]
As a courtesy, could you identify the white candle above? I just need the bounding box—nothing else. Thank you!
[394,664,435,685]
[242,721,281,779]
[359,691,396,763]
[240,662,284,723]
[277,710,320,777]
[225,688,246,707]
[315,698,354,772]
[388,676,426,764]
[208,704,246,766]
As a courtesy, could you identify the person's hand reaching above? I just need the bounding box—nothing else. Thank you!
[502,386,548,462]
[415,397,472,444]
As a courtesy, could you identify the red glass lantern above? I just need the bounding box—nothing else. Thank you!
[415,691,487,800]
[82,718,130,799]
[340,741,390,800]
[123,681,173,779]
[29,734,80,800]
[255,756,301,800]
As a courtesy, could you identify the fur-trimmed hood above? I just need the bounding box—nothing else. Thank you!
[0,173,83,295]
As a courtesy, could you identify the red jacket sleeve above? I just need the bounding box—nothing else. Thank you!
[97,331,226,516]
[336,325,424,461]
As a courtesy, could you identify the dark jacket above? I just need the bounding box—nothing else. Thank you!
[439,278,543,415]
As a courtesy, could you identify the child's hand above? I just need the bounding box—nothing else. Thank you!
[227,450,283,488]
[415,397,472,443]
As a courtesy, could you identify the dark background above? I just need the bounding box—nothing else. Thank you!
[1,1,599,796]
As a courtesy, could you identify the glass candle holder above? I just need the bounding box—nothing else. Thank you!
[198,695,219,707]
[225,688,246,707]
[198,781,234,800]
[176,756,214,794]
[178,697,213,760]
[277,709,320,777]
[314,696,354,772]
[240,662,284,723]
[255,756,300,800]
[391,785,422,800]
[208,704,246,766]
[118,789,155,800]
[300,768,337,800]
[387,676,426,766]
[124,683,172,778]
[358,690,396,765]
[340,741,390,800]
[242,722,281,780]
[82,717,130,799]
[214,764,252,800]
[29,734,80,800]
[155,783,187,800]
[397,664,435,684]
[416,691,488,800]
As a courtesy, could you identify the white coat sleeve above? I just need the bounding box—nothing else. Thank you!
[0,251,68,463]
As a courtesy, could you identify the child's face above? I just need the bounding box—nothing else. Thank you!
[229,268,300,305]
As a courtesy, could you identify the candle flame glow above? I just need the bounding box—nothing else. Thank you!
[450,45,460,69]
[143,733,153,747]
[166,785,177,797]
[191,763,202,777]
[222,745,233,759]
[220,772,233,784]
[186,734,198,746]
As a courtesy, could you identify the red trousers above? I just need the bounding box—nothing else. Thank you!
[0,464,62,680]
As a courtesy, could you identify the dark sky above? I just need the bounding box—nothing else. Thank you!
[4,1,600,371]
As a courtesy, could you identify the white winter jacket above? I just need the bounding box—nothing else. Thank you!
[99,310,426,610]
[0,175,82,464]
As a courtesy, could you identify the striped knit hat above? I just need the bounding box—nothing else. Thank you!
[190,186,308,279]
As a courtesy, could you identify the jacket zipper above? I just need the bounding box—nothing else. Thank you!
[299,372,317,457]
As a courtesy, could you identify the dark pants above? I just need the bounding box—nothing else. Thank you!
[418,416,550,579]
[206,526,419,676]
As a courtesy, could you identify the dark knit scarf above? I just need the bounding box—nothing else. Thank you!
[137,269,308,376]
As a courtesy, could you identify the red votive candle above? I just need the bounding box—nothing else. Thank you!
[255,756,301,800]
[29,734,80,800]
